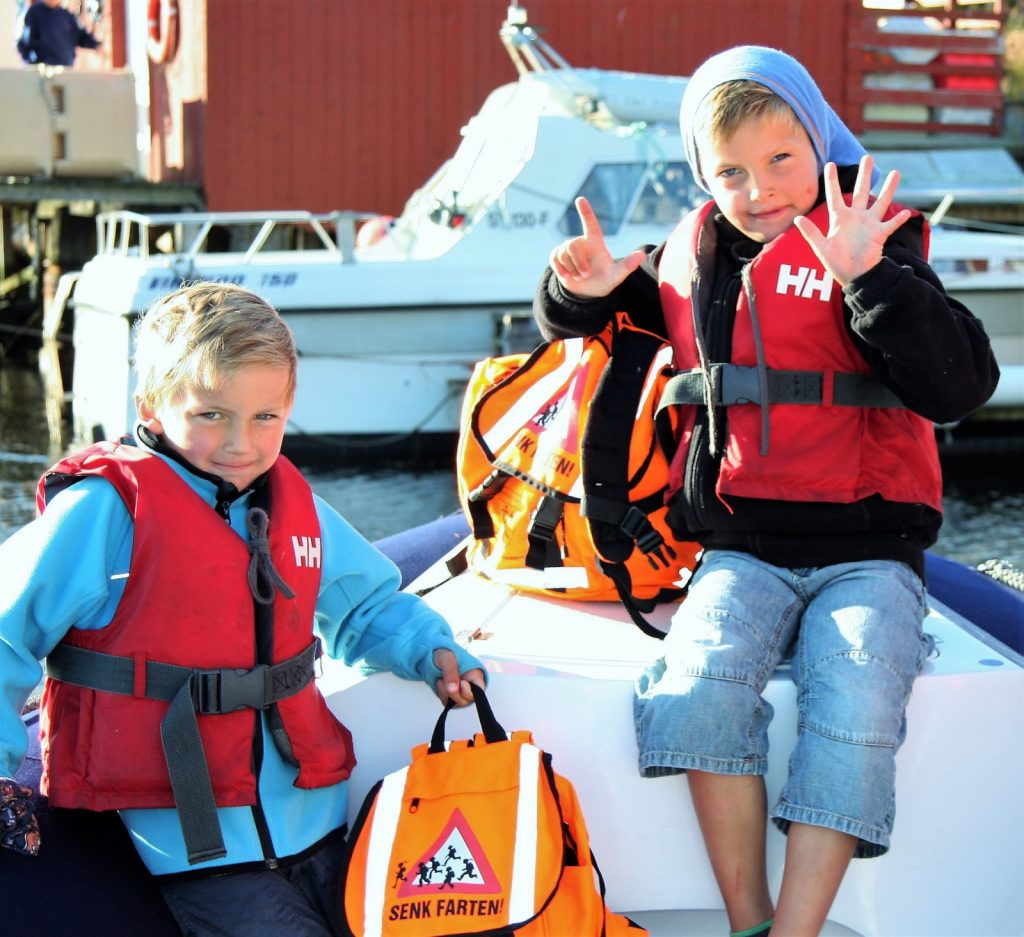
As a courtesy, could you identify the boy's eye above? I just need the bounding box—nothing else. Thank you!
[719,167,740,178]
[255,412,278,422]
[197,411,223,421]
[771,151,790,163]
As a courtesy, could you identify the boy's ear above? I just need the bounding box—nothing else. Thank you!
[135,395,163,435]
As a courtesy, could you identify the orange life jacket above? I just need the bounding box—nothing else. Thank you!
[456,313,701,636]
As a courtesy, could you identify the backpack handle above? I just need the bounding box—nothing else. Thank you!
[429,682,507,753]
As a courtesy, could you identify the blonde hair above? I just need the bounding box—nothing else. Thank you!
[133,282,297,410]
[695,79,800,148]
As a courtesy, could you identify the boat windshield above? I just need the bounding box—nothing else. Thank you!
[558,161,702,236]
[629,161,704,227]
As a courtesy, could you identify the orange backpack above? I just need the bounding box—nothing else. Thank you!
[456,313,700,637]
[341,685,648,937]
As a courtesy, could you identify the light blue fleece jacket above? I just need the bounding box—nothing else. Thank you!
[0,438,483,874]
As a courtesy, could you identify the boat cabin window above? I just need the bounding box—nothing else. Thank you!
[559,161,703,236]
[629,162,703,226]
[559,163,646,236]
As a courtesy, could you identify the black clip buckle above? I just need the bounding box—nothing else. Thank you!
[720,365,761,405]
[192,665,270,714]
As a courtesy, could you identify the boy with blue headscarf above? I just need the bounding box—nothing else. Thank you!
[534,46,997,935]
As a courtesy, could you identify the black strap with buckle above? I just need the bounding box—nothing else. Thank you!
[45,640,320,865]
[660,364,905,410]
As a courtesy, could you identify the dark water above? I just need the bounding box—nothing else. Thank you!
[2,361,1023,571]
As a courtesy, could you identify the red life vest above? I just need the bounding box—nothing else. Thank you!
[659,200,942,512]
[36,442,356,811]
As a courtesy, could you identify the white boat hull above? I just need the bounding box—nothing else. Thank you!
[319,568,1024,936]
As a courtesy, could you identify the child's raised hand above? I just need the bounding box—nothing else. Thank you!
[433,648,485,707]
[793,155,911,287]
[549,197,646,298]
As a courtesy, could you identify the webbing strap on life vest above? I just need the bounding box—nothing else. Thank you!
[661,365,906,410]
[45,639,319,864]
[466,469,508,540]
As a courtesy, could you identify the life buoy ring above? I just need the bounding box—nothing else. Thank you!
[147,0,179,65]
[356,215,397,249]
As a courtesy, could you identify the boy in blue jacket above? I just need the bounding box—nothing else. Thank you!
[0,281,485,936]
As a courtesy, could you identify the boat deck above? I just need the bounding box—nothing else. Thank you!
[320,567,1024,937]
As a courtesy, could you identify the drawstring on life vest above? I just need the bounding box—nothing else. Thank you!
[246,507,296,604]
[740,263,772,456]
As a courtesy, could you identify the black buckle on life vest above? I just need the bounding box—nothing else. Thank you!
[619,506,664,556]
[191,665,271,714]
[716,364,761,405]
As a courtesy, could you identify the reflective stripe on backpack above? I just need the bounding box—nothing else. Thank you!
[362,766,411,937]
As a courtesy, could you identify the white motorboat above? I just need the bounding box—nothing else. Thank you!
[60,6,1024,456]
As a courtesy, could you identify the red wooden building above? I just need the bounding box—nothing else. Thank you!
[108,0,1011,214]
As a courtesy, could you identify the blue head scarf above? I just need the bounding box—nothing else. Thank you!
[679,45,876,194]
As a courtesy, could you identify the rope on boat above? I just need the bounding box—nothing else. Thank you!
[976,558,1024,593]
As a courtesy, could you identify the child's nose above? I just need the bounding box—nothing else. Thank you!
[225,421,254,451]
[741,169,770,201]
[748,174,769,200]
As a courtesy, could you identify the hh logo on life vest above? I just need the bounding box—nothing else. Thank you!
[776,264,833,302]
[291,535,322,568]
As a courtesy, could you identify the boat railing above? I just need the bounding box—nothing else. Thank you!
[94,209,381,265]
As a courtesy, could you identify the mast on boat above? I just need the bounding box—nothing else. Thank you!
[500,3,572,75]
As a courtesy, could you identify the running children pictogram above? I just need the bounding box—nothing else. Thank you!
[395,807,502,897]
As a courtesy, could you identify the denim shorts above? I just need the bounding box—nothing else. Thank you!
[634,550,930,857]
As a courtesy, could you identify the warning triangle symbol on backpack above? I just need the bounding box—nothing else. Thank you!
[525,357,592,456]
[396,807,503,897]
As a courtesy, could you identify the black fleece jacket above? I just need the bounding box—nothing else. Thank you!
[533,168,1000,578]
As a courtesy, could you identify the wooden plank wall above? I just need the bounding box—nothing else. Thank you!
[845,0,1005,136]
[186,0,852,211]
